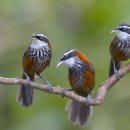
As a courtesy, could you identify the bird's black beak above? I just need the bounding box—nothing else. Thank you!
[31,34,36,38]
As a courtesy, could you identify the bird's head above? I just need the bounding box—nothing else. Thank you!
[31,33,48,42]
[31,33,51,48]
[56,49,88,68]
[111,23,130,40]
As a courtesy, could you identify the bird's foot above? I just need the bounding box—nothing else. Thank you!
[113,60,121,80]
[24,72,30,86]
[86,95,91,103]
[114,68,121,80]
[46,80,53,92]
[38,74,53,92]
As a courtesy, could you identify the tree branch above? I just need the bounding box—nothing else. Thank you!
[0,62,130,106]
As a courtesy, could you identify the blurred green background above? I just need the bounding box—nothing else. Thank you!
[0,0,130,130]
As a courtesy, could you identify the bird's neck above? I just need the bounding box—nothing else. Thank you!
[69,60,87,74]
[31,39,48,48]
[116,32,130,41]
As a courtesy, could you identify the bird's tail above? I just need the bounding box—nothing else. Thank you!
[65,95,93,126]
[109,58,121,77]
[16,73,35,107]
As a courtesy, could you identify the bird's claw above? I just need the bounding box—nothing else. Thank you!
[113,61,121,80]
[86,95,91,103]
[114,71,121,80]
[38,74,53,92]
[24,72,30,86]
[46,81,53,92]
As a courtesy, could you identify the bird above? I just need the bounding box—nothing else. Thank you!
[109,23,130,79]
[57,49,95,126]
[17,33,52,107]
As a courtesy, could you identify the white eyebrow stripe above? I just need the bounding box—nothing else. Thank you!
[64,50,74,56]
[33,33,48,38]
[121,26,130,29]
[39,34,47,38]
[63,49,79,57]
[60,49,74,60]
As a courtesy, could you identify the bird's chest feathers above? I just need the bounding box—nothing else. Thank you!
[30,47,50,64]
[116,31,129,41]
[111,36,130,60]
[25,43,51,73]
[68,67,95,93]
[68,66,90,89]
[69,70,84,87]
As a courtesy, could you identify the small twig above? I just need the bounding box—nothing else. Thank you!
[0,62,130,106]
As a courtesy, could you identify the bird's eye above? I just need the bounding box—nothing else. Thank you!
[36,35,42,40]
[36,36,40,39]
[64,55,68,59]
[118,27,126,31]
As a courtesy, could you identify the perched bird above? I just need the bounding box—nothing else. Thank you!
[57,49,95,126]
[17,33,52,107]
[109,23,130,79]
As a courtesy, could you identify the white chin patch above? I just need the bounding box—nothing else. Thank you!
[116,31,129,40]
[31,39,47,48]
[64,57,75,68]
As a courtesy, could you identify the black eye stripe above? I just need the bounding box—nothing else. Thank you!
[117,23,130,32]
[119,27,126,31]
[117,26,130,34]
[60,52,75,61]
[35,35,48,42]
